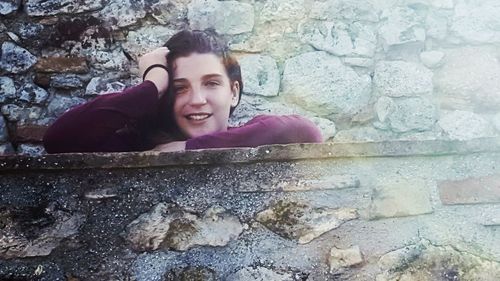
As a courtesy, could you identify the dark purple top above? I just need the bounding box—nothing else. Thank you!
[43,81,323,153]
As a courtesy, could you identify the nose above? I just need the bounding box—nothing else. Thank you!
[189,86,207,105]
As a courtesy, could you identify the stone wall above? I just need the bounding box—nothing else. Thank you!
[0,140,499,280]
[1,0,500,155]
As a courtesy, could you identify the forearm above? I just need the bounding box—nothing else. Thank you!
[185,115,323,150]
[43,81,159,153]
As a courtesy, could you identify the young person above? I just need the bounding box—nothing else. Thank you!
[43,29,322,153]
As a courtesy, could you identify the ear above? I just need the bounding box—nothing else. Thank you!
[230,81,240,107]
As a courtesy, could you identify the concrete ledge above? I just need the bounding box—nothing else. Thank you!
[1,137,500,171]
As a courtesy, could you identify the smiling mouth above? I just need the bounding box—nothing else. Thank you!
[186,113,212,121]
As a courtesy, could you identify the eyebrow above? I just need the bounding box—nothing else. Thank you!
[173,74,224,83]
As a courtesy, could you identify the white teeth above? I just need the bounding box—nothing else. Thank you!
[187,114,210,120]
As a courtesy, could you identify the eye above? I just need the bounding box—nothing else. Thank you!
[205,80,221,87]
[174,85,188,94]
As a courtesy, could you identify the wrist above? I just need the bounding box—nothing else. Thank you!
[144,68,169,98]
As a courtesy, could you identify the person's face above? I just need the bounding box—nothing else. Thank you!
[172,52,240,139]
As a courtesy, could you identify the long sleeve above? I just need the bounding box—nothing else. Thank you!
[43,81,160,153]
[185,115,323,150]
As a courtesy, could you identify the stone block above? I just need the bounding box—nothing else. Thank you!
[238,174,359,192]
[260,0,306,22]
[368,179,433,219]
[25,0,102,16]
[0,0,20,15]
[18,83,49,104]
[385,97,437,133]
[282,51,371,119]
[451,0,500,44]
[256,200,358,244]
[17,143,45,156]
[0,42,37,74]
[34,57,88,74]
[47,95,86,117]
[379,7,425,48]
[374,61,433,97]
[329,245,364,271]
[1,104,43,122]
[94,0,144,28]
[309,0,379,22]
[438,110,494,140]
[122,26,176,60]
[439,174,500,205]
[226,266,293,281]
[188,0,254,35]
[85,77,126,96]
[239,54,280,97]
[50,74,83,89]
[0,76,15,103]
[420,51,445,68]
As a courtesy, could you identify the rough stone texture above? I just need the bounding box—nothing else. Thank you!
[256,200,358,244]
[259,0,306,22]
[34,57,88,74]
[493,113,500,133]
[343,57,374,68]
[226,266,293,281]
[124,203,243,252]
[309,0,379,22]
[0,116,8,143]
[238,174,359,192]
[0,42,37,74]
[239,54,280,97]
[0,204,85,259]
[16,144,45,155]
[379,7,425,48]
[1,104,42,122]
[299,20,377,57]
[85,49,130,72]
[85,77,126,96]
[0,261,66,281]
[50,74,83,89]
[377,240,500,281]
[374,61,433,97]
[438,174,500,205]
[329,245,364,271]
[368,179,433,219]
[18,83,49,104]
[378,97,437,133]
[426,9,449,40]
[451,0,500,44]
[95,0,145,28]
[47,95,86,117]
[148,0,190,25]
[438,110,493,141]
[25,0,103,16]
[0,76,16,103]
[0,143,14,154]
[282,51,371,119]
[434,47,500,111]
[188,0,254,35]
[164,266,216,281]
[419,51,445,69]
[0,0,20,15]
[122,26,176,60]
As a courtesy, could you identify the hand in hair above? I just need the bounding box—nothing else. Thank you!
[138,47,170,98]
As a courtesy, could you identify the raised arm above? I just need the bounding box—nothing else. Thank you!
[43,81,161,153]
[184,114,323,150]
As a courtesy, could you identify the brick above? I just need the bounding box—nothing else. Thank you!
[368,179,433,219]
[439,174,500,205]
[34,57,88,74]
[14,124,48,142]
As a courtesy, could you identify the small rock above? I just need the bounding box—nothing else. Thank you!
[25,0,103,16]
[451,0,500,44]
[188,0,254,35]
[122,25,176,60]
[375,96,395,123]
[374,61,433,97]
[239,54,280,97]
[17,143,45,156]
[385,97,437,133]
[164,266,216,281]
[50,74,83,89]
[0,42,37,74]
[85,77,126,96]
[96,0,146,28]
[260,0,306,22]
[1,104,43,122]
[0,0,20,15]
[0,76,16,103]
[124,203,243,252]
[34,57,88,74]
[379,7,425,48]
[329,245,364,271]
[18,83,49,104]
[420,51,445,68]
[149,0,189,25]
[226,266,293,281]
[438,110,494,140]
[47,95,86,117]
[84,188,118,200]
[256,200,358,244]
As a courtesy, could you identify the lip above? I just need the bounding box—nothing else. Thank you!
[185,113,212,121]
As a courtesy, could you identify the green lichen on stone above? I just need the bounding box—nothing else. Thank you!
[161,218,199,251]
[164,266,216,281]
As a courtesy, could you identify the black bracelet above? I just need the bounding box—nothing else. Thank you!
[142,64,168,81]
